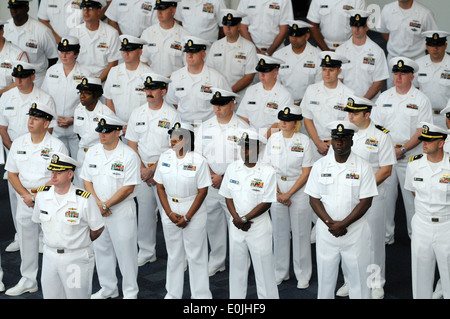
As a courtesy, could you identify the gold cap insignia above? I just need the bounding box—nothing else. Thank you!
[100,118,105,126]
[293,24,298,30]
[51,154,59,164]
[31,102,37,109]
[347,98,354,108]
[284,107,290,115]
[17,65,22,72]
[146,76,152,84]
[337,124,343,132]
[260,59,265,65]
[242,132,248,140]
[82,78,87,85]
[397,60,403,68]
[325,55,330,63]
[187,40,193,47]
[63,39,68,46]
[355,14,360,21]
[422,125,429,134]
[433,33,439,40]
[174,122,180,130]
[227,13,232,20]
[215,91,221,98]
[123,38,128,45]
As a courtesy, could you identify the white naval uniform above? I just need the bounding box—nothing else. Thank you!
[4,132,68,291]
[405,152,450,299]
[304,151,378,299]
[0,85,57,142]
[372,85,433,240]
[445,135,450,154]
[41,61,91,159]
[72,101,115,167]
[140,22,191,78]
[272,42,322,104]
[262,131,315,285]
[103,61,154,123]
[236,0,294,51]
[37,0,83,40]
[236,80,294,134]
[414,54,450,128]
[376,1,438,88]
[4,17,59,88]
[194,113,250,275]
[206,35,258,97]
[336,36,389,100]
[32,185,104,299]
[125,101,180,264]
[300,81,354,159]
[105,0,158,37]
[69,21,121,78]
[154,149,212,299]
[219,159,279,299]
[166,64,231,124]
[80,141,141,299]
[174,0,227,43]
[306,0,366,49]
[341,121,396,290]
[0,135,4,287]
[0,40,29,92]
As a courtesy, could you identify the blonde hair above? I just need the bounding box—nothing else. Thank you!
[278,120,302,133]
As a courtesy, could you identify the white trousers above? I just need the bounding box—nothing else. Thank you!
[41,245,95,299]
[136,183,159,262]
[15,196,40,289]
[205,186,229,273]
[271,178,312,284]
[384,157,416,241]
[93,201,139,299]
[365,186,387,289]
[161,196,211,299]
[316,218,371,299]
[411,214,450,299]
[229,212,279,299]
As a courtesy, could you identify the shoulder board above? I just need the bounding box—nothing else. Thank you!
[37,186,51,192]
[375,124,389,134]
[408,154,423,162]
[76,189,91,198]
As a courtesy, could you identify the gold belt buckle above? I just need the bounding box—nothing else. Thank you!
[172,198,179,203]
[333,43,340,47]
[281,176,287,181]
[433,109,440,114]
[84,148,89,152]
[147,162,155,168]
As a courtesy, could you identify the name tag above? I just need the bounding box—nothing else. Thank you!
[321,173,331,177]
[414,177,423,181]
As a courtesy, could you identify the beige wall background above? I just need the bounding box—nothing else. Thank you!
[0,1,448,32]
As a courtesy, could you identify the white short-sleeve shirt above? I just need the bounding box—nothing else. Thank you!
[153,149,212,198]
[37,0,83,39]
[405,152,450,216]
[304,151,378,221]
[376,1,438,60]
[125,101,181,165]
[32,184,104,250]
[105,0,158,37]
[237,0,294,50]
[0,41,29,91]
[306,0,366,49]
[5,132,68,190]
[273,42,322,103]
[219,159,277,218]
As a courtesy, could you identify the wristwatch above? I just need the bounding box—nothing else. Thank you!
[102,202,108,211]
[241,216,248,223]
[185,216,190,223]
[401,147,407,154]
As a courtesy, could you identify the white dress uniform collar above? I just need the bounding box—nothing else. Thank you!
[93,139,127,162]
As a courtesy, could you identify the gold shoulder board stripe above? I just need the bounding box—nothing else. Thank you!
[37,186,51,192]
[375,124,389,134]
[76,189,91,198]
[408,154,423,162]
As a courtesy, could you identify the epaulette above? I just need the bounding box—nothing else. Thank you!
[37,186,51,192]
[76,189,91,198]
[408,154,423,162]
[375,124,389,134]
